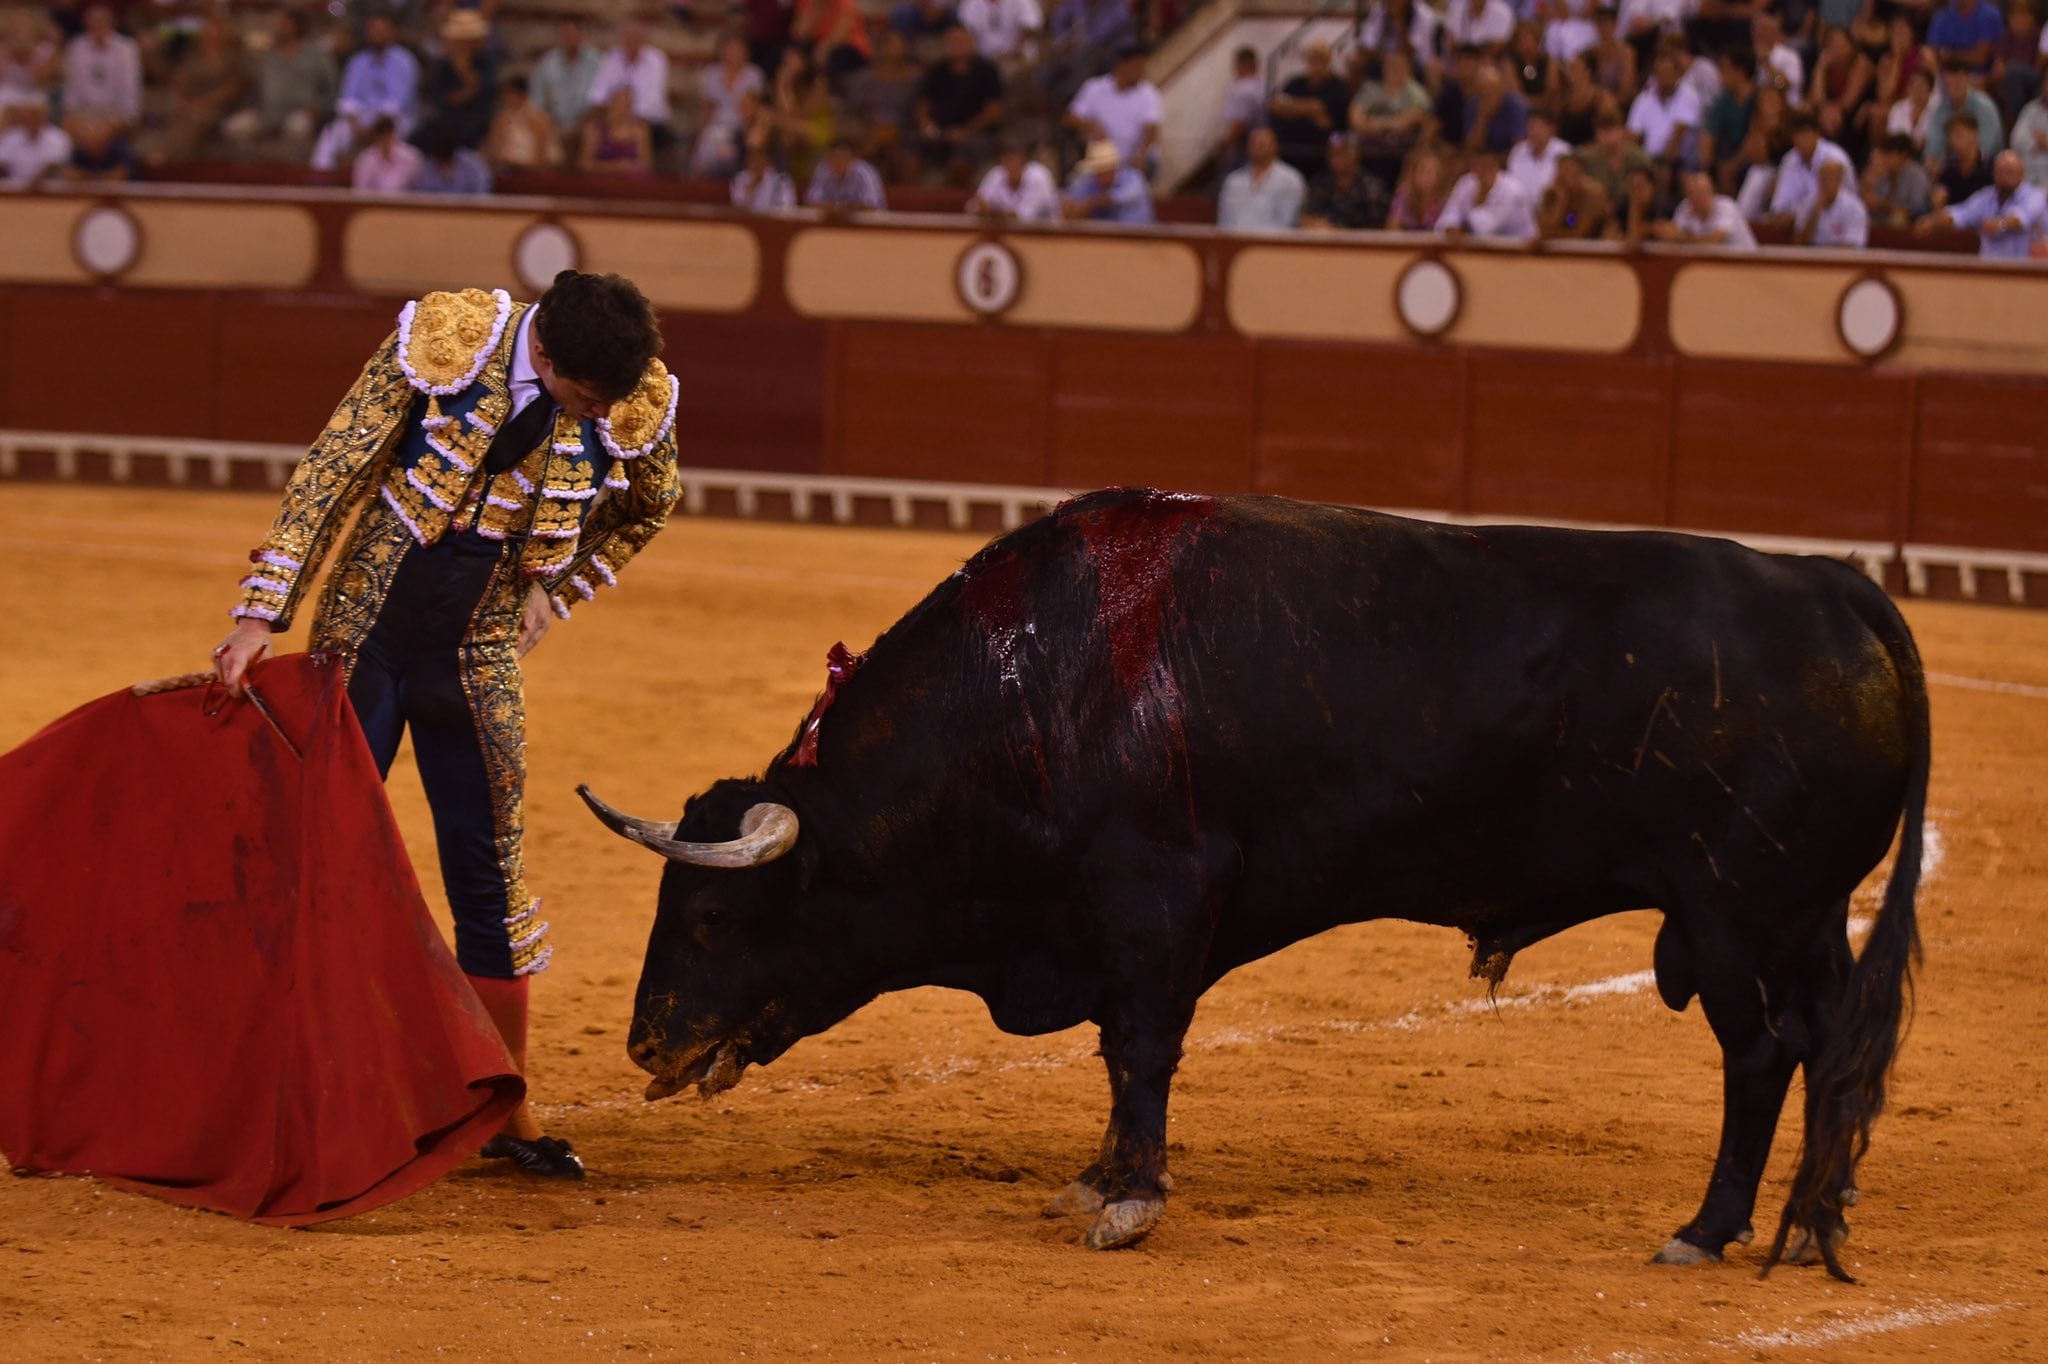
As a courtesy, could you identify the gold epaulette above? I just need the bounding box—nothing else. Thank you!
[397,288,514,396]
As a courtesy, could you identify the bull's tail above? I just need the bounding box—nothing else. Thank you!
[1764,591,1929,1283]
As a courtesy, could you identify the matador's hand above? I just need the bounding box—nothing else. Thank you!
[212,619,274,697]
[519,583,553,658]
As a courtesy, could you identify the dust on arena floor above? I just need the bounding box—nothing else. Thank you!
[2,484,2043,1363]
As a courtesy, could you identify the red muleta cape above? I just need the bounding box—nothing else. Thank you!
[0,652,523,1225]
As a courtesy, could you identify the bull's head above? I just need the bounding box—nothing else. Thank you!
[579,779,872,1102]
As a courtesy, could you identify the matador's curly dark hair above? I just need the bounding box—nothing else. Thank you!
[533,270,664,403]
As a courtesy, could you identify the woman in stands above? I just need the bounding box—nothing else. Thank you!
[1557,52,1617,145]
[1387,146,1453,230]
[580,86,652,176]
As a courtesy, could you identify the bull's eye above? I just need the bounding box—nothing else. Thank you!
[702,907,727,928]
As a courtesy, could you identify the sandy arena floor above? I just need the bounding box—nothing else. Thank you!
[1,484,2044,1363]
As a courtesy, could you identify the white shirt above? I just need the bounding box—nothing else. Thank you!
[1887,96,1934,147]
[1067,75,1161,164]
[1626,82,1701,158]
[507,309,549,421]
[1673,193,1759,247]
[1219,74,1265,137]
[1800,187,1868,247]
[0,122,71,186]
[1438,171,1537,240]
[959,0,1044,60]
[1616,0,1692,36]
[1360,3,1441,58]
[1443,0,1516,47]
[1506,136,1571,195]
[731,166,797,211]
[61,31,141,123]
[589,43,672,125]
[1769,138,1855,217]
[1218,159,1308,231]
[696,62,765,131]
[1681,53,1720,110]
[972,160,1060,222]
[1766,42,1804,105]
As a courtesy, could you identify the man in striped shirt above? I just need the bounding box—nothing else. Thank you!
[806,137,888,210]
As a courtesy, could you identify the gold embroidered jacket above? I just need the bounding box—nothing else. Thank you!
[231,287,682,631]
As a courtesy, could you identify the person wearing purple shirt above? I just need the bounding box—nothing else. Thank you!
[1922,149,2048,256]
[313,16,421,168]
[1927,0,2004,75]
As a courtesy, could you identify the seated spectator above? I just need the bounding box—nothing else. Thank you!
[1538,151,1612,237]
[1351,46,1431,176]
[1791,156,1869,244]
[1927,0,2002,77]
[530,21,602,142]
[691,35,768,178]
[1864,131,1935,224]
[2015,91,2048,186]
[1268,39,1350,180]
[1995,0,2041,125]
[1919,148,2047,254]
[1660,168,1759,247]
[1359,0,1443,83]
[588,21,672,147]
[61,110,131,181]
[774,45,837,182]
[1556,51,1617,145]
[1218,126,1307,229]
[959,0,1044,67]
[1062,138,1153,223]
[1626,48,1700,164]
[1303,134,1390,229]
[153,13,243,163]
[1507,108,1571,193]
[1444,0,1516,54]
[1670,32,1720,113]
[422,9,497,151]
[1752,12,1804,102]
[842,30,920,179]
[1066,43,1160,172]
[1588,4,1639,105]
[1931,114,1994,208]
[1701,46,1757,191]
[1387,146,1453,229]
[1862,14,1931,148]
[731,137,798,210]
[485,77,559,171]
[412,120,493,194]
[892,0,957,63]
[806,135,887,209]
[1886,65,1937,154]
[1807,26,1872,150]
[579,86,653,177]
[1613,160,1669,244]
[1765,109,1855,225]
[1439,145,1538,240]
[1508,22,1560,116]
[915,24,1003,182]
[312,16,419,171]
[1581,108,1653,214]
[1044,0,1135,91]
[1544,0,1599,65]
[221,11,335,162]
[1729,81,1793,211]
[968,141,1061,221]
[1926,58,2005,159]
[60,6,140,130]
[1433,45,1485,150]
[351,115,422,192]
[1464,58,1530,153]
[1219,45,1264,171]
[1617,0,1684,71]
[0,11,58,119]
[0,99,70,185]
[793,0,874,84]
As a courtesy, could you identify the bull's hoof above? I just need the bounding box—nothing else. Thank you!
[1784,1222,1849,1266]
[1733,1223,1755,1246]
[1085,1197,1166,1250]
[1650,1236,1722,1267]
[1041,1181,1106,1220]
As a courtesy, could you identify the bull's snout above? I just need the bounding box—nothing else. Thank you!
[626,1035,663,1074]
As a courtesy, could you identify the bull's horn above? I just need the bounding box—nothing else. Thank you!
[576,786,799,869]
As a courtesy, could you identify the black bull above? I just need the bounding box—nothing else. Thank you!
[581,489,1925,1277]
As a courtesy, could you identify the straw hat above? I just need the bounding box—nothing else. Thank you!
[1078,139,1120,175]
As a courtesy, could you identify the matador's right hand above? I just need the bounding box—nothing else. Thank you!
[212,619,275,698]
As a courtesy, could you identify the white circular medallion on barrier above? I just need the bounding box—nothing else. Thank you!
[514,221,580,294]
[1395,258,1460,338]
[72,203,141,279]
[1837,275,1903,359]
[955,240,1023,317]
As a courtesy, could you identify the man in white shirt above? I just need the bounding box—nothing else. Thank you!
[0,101,72,186]
[1794,157,1869,247]
[959,0,1044,64]
[968,142,1061,221]
[1753,11,1804,105]
[1665,169,1758,246]
[1438,147,1538,240]
[1064,45,1160,171]
[60,5,141,128]
[1217,127,1306,230]
[1627,48,1701,162]
[588,21,673,141]
[1767,110,1856,224]
[1443,0,1516,53]
[1506,110,1571,195]
[1919,150,2048,258]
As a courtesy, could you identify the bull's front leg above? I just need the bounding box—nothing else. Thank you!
[1077,1016,1185,1249]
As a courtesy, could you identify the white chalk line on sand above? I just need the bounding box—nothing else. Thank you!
[1716,1299,2015,1352]
[1928,671,2048,700]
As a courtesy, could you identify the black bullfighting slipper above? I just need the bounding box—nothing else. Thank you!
[479,1134,586,1179]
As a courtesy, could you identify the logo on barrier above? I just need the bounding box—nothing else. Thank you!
[955,240,1024,318]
